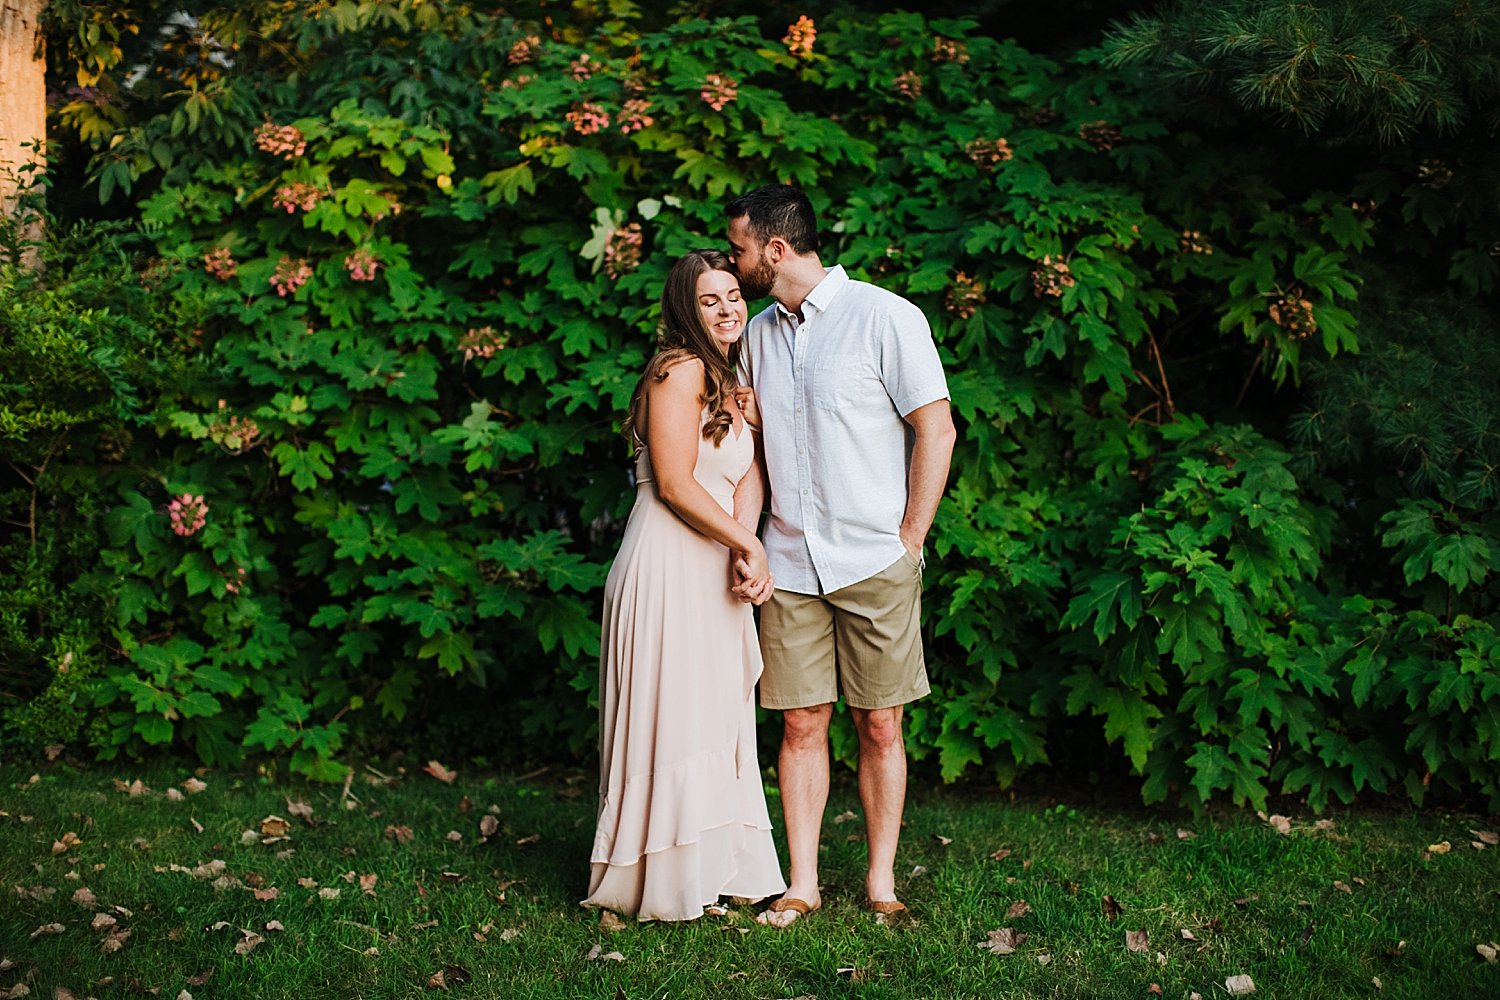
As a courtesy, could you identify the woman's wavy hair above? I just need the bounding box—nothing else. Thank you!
[623,250,742,448]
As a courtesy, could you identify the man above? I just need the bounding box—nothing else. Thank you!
[724,184,955,925]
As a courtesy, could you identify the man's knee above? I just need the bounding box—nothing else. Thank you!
[781,704,833,751]
[852,706,904,753]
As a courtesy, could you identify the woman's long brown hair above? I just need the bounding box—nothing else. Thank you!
[622,249,742,448]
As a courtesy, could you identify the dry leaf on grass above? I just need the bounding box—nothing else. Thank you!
[1333,880,1353,894]
[318,888,341,900]
[0,987,26,999]
[185,971,212,987]
[445,831,462,843]
[599,910,627,933]
[100,927,131,953]
[584,944,626,962]
[234,930,264,956]
[832,810,858,825]
[165,788,184,802]
[1148,984,1162,996]
[499,929,520,942]
[285,799,313,822]
[1315,818,1336,831]
[252,888,279,901]
[933,834,953,846]
[423,760,458,784]
[1426,841,1451,855]
[909,865,929,877]
[1265,814,1292,835]
[265,920,285,933]
[515,833,540,846]
[1472,829,1499,846]
[988,848,1012,861]
[384,825,414,844]
[1176,828,1196,840]
[1225,973,1256,995]
[91,913,117,932]
[359,874,378,896]
[1180,929,1198,942]
[479,815,499,838]
[16,886,55,901]
[1005,900,1031,919]
[259,815,290,838]
[1477,942,1498,964]
[976,928,1027,955]
[1125,930,1149,953]
[29,923,65,939]
[1101,895,1122,922]
[52,832,81,855]
[183,778,207,794]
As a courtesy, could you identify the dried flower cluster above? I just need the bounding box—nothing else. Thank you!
[270,256,312,297]
[566,103,611,135]
[893,71,922,100]
[1268,288,1317,339]
[345,248,380,282]
[966,137,1013,168]
[1179,230,1213,255]
[254,123,306,159]
[946,272,986,319]
[209,402,261,453]
[273,181,322,214]
[459,325,506,362]
[1017,105,1059,127]
[508,35,541,65]
[570,54,594,80]
[784,16,816,58]
[1418,159,1452,189]
[604,224,644,278]
[203,247,237,281]
[701,74,738,111]
[932,37,970,63]
[167,494,208,537]
[1031,255,1075,298]
[1078,120,1122,152]
[618,99,654,135]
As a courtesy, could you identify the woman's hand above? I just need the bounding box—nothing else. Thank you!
[731,544,773,604]
[732,386,762,431]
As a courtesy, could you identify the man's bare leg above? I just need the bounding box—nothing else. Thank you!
[758,703,833,927]
[850,705,906,903]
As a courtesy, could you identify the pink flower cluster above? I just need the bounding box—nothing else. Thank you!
[604,224,643,279]
[273,181,322,214]
[508,35,541,65]
[203,247,237,281]
[566,102,610,135]
[570,54,594,80]
[168,494,208,537]
[459,325,506,361]
[618,98,654,135]
[209,402,262,453]
[224,566,248,595]
[1031,255,1075,298]
[255,122,306,159]
[784,16,816,57]
[270,256,312,297]
[345,248,381,282]
[500,74,535,90]
[945,272,986,319]
[932,38,970,63]
[893,71,922,100]
[966,137,1013,168]
[701,74,738,111]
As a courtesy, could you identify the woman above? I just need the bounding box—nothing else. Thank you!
[582,250,787,922]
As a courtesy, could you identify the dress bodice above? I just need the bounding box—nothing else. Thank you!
[634,417,752,504]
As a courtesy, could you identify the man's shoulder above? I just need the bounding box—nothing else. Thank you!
[839,277,927,325]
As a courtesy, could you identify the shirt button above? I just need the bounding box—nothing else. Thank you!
[801,488,810,496]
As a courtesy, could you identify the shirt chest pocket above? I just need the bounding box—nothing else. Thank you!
[812,353,874,413]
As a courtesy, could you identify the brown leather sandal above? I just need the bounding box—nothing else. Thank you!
[866,899,908,915]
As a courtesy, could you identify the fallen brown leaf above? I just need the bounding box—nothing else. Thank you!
[185,970,213,987]
[584,944,625,962]
[100,927,131,953]
[1225,973,1256,995]
[183,777,207,794]
[445,831,462,843]
[933,834,953,846]
[52,832,81,855]
[1315,818,1336,831]
[832,810,858,825]
[515,833,540,846]
[234,930,264,956]
[499,929,520,942]
[1477,942,1498,964]
[1125,930,1149,953]
[1180,929,1197,941]
[285,799,313,822]
[29,923,65,939]
[977,927,1027,955]
[252,887,279,901]
[1333,880,1352,894]
[265,920,285,932]
[1472,829,1499,846]
[384,824,414,844]
[439,871,466,885]
[1385,940,1407,958]
[1148,984,1162,996]
[15,886,54,901]
[1101,895,1122,922]
[259,815,290,838]
[91,913,118,931]
[423,760,458,784]
[479,815,499,838]
[458,795,473,813]
[1265,814,1291,835]
[988,848,1012,861]
[318,888,341,900]
[359,874,378,896]
[1176,828,1196,841]
[1005,900,1031,919]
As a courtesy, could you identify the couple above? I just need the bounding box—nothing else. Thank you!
[583,185,956,924]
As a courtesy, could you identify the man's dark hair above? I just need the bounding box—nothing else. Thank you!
[725,184,820,255]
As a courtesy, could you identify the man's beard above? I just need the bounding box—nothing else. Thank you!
[735,258,775,301]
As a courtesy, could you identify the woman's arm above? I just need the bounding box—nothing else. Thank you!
[646,358,771,585]
[730,440,773,604]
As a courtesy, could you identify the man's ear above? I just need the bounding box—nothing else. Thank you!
[767,236,788,263]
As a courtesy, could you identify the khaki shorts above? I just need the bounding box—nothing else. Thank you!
[759,551,930,711]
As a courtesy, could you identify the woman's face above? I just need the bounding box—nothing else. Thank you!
[697,268,746,355]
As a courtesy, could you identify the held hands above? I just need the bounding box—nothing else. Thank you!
[732,386,762,431]
[730,545,774,606]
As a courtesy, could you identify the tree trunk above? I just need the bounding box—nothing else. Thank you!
[0,0,47,264]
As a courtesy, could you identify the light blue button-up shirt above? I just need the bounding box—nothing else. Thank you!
[741,266,949,595]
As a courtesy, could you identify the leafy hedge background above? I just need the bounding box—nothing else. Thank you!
[3,0,1497,810]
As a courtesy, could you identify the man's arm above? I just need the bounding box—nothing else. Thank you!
[899,398,956,558]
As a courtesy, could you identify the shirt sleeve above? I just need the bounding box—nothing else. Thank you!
[879,296,949,417]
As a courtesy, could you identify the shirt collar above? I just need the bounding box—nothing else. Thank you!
[775,265,848,322]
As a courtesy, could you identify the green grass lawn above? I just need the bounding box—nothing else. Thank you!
[1,756,1497,999]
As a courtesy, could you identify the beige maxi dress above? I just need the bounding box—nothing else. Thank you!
[583,418,786,921]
